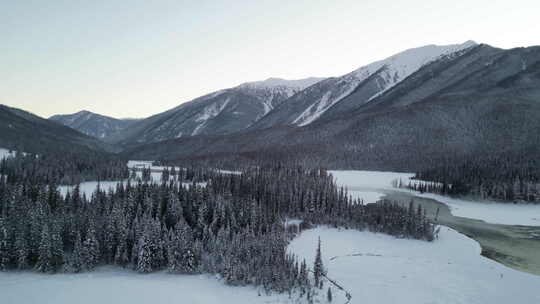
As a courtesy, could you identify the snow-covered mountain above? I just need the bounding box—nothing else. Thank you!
[106,42,478,146]
[252,41,477,129]
[50,110,138,138]
[128,43,540,174]
[106,77,324,146]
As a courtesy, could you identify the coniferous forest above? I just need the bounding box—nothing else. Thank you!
[408,154,540,203]
[0,154,435,297]
[0,151,128,185]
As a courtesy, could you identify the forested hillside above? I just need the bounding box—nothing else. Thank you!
[50,110,138,139]
[0,105,113,154]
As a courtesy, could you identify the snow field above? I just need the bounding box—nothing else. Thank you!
[0,148,15,159]
[348,190,385,204]
[0,268,293,304]
[288,226,540,304]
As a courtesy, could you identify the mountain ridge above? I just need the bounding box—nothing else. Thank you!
[123,44,540,173]
[50,110,139,139]
[0,104,113,154]
[104,77,325,147]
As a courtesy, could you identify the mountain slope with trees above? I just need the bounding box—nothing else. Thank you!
[0,104,114,154]
[50,110,139,139]
[105,78,323,148]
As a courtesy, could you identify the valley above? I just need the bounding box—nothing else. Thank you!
[2,33,539,304]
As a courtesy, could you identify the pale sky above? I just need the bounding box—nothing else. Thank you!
[1,0,538,119]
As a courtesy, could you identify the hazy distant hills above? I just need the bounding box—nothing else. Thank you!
[124,44,540,170]
[0,105,111,154]
[50,110,139,139]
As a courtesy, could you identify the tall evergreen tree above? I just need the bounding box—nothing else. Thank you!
[313,237,325,288]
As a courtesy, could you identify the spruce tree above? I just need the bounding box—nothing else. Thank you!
[327,287,333,302]
[313,237,325,288]
[0,218,11,270]
[136,232,153,273]
[35,223,52,272]
[69,231,84,272]
[82,223,100,270]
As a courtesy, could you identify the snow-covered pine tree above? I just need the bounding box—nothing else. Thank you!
[82,222,100,270]
[35,223,53,272]
[167,220,195,273]
[136,230,153,273]
[313,237,325,288]
[68,231,84,272]
[49,221,64,271]
[327,287,333,302]
[0,217,11,270]
[14,229,29,269]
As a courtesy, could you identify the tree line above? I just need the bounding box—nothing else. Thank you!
[1,150,128,185]
[408,154,540,203]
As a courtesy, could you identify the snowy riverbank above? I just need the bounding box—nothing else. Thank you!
[330,170,540,226]
[288,226,540,304]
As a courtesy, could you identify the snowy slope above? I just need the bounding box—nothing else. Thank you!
[239,77,324,116]
[288,226,540,304]
[107,77,324,145]
[0,268,295,304]
[50,110,137,138]
[293,41,477,126]
[252,41,476,129]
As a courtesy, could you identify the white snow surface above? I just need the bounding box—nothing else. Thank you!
[217,169,242,175]
[408,191,540,226]
[239,77,324,91]
[293,41,476,126]
[0,147,28,159]
[58,181,125,198]
[330,170,540,226]
[58,161,231,198]
[288,226,540,304]
[58,179,208,198]
[0,268,294,304]
[0,148,16,159]
[348,190,385,204]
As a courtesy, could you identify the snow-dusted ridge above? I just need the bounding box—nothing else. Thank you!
[238,77,325,90]
[292,41,477,126]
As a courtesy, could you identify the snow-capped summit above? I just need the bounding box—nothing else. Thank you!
[239,77,324,90]
[237,77,325,116]
[347,40,477,101]
[252,41,477,128]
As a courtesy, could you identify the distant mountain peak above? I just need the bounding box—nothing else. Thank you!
[291,41,478,126]
[238,77,325,90]
[49,110,136,138]
[350,41,477,80]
